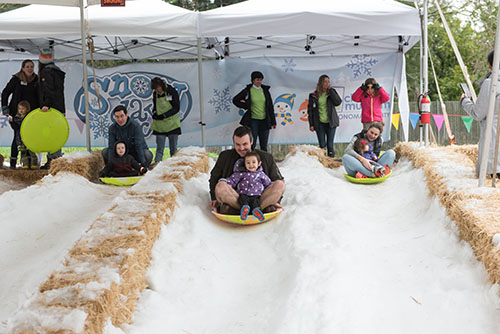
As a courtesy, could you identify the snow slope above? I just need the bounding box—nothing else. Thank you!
[1,150,500,333]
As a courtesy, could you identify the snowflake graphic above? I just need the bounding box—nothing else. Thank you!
[213,68,223,80]
[131,76,151,98]
[345,54,378,78]
[208,87,232,114]
[90,97,99,109]
[282,58,296,72]
[0,116,8,129]
[90,114,113,139]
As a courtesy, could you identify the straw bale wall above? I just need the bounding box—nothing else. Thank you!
[49,151,104,182]
[395,142,500,284]
[8,147,209,334]
[288,145,343,168]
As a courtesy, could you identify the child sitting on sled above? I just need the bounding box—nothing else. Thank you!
[99,140,147,178]
[353,138,389,178]
[219,151,272,222]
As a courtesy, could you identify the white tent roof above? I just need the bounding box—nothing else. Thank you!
[199,0,420,56]
[0,0,201,60]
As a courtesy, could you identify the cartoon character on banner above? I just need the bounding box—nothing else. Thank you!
[298,99,309,122]
[274,93,296,126]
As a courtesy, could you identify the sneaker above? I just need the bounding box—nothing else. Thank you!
[384,165,391,175]
[375,166,385,177]
[355,172,368,179]
[252,207,265,222]
[240,205,250,220]
[149,162,159,169]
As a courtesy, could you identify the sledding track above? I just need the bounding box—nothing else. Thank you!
[124,148,500,334]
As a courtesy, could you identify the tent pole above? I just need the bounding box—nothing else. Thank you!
[478,4,500,187]
[423,0,429,146]
[197,37,206,148]
[80,0,91,152]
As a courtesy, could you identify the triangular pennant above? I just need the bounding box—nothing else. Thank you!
[409,113,420,130]
[462,116,474,133]
[391,113,400,131]
[432,114,444,132]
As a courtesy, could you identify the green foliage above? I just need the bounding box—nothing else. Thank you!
[404,0,498,102]
[164,0,245,11]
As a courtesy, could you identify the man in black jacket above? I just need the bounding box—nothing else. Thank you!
[209,126,285,214]
[102,105,153,168]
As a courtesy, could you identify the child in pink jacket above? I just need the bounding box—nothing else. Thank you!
[351,78,390,130]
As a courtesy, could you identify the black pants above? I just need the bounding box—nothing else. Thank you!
[10,127,19,160]
[238,194,261,211]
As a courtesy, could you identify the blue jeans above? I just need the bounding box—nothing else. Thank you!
[155,134,179,161]
[315,122,337,157]
[251,119,270,152]
[342,149,396,177]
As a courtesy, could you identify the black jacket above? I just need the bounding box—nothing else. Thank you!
[232,84,276,129]
[108,117,149,165]
[1,74,39,118]
[100,141,143,177]
[209,148,283,201]
[151,84,181,136]
[39,63,66,114]
[307,88,342,129]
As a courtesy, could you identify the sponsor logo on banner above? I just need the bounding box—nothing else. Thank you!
[73,72,192,140]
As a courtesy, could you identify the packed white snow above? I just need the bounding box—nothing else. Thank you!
[1,151,500,333]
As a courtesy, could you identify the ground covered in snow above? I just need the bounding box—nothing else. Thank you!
[1,149,500,333]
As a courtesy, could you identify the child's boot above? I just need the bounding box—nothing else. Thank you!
[240,205,250,220]
[252,207,265,222]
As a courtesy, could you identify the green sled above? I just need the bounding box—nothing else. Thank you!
[20,108,69,154]
[344,169,392,184]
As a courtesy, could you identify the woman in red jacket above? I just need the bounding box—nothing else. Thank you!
[351,78,390,130]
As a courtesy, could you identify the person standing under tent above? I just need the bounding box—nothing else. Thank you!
[307,74,343,158]
[1,59,39,169]
[351,77,390,130]
[461,50,500,177]
[149,77,181,167]
[38,47,66,169]
[232,71,276,152]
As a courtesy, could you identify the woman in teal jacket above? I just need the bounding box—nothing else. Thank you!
[150,77,181,163]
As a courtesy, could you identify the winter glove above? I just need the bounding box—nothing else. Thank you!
[152,112,160,120]
[360,83,368,92]
[139,167,147,175]
[99,170,106,178]
[372,83,380,90]
[2,106,9,116]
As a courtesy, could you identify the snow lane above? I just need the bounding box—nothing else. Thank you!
[124,152,500,334]
[0,173,123,328]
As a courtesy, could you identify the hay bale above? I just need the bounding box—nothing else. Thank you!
[398,142,500,284]
[50,151,104,182]
[288,145,343,169]
[7,149,210,334]
[0,169,49,185]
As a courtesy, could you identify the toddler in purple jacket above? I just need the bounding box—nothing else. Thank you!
[219,151,272,221]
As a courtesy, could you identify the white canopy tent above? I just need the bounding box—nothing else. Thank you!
[0,0,420,145]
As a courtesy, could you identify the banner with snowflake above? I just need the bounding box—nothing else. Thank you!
[0,53,400,148]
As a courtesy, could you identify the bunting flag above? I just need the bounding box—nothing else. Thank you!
[432,114,444,132]
[462,116,474,133]
[391,113,400,131]
[409,113,420,130]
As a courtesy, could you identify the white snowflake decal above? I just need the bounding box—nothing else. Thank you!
[282,58,296,72]
[90,97,99,109]
[346,54,378,78]
[208,87,232,114]
[131,76,151,98]
[213,68,223,80]
[90,114,113,139]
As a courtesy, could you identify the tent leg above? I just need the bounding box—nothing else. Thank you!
[197,37,206,148]
[80,0,91,152]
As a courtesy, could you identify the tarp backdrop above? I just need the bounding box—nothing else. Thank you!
[0,53,399,148]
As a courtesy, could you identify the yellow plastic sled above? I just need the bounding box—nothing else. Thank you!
[344,169,392,184]
[212,207,283,225]
[99,176,143,186]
